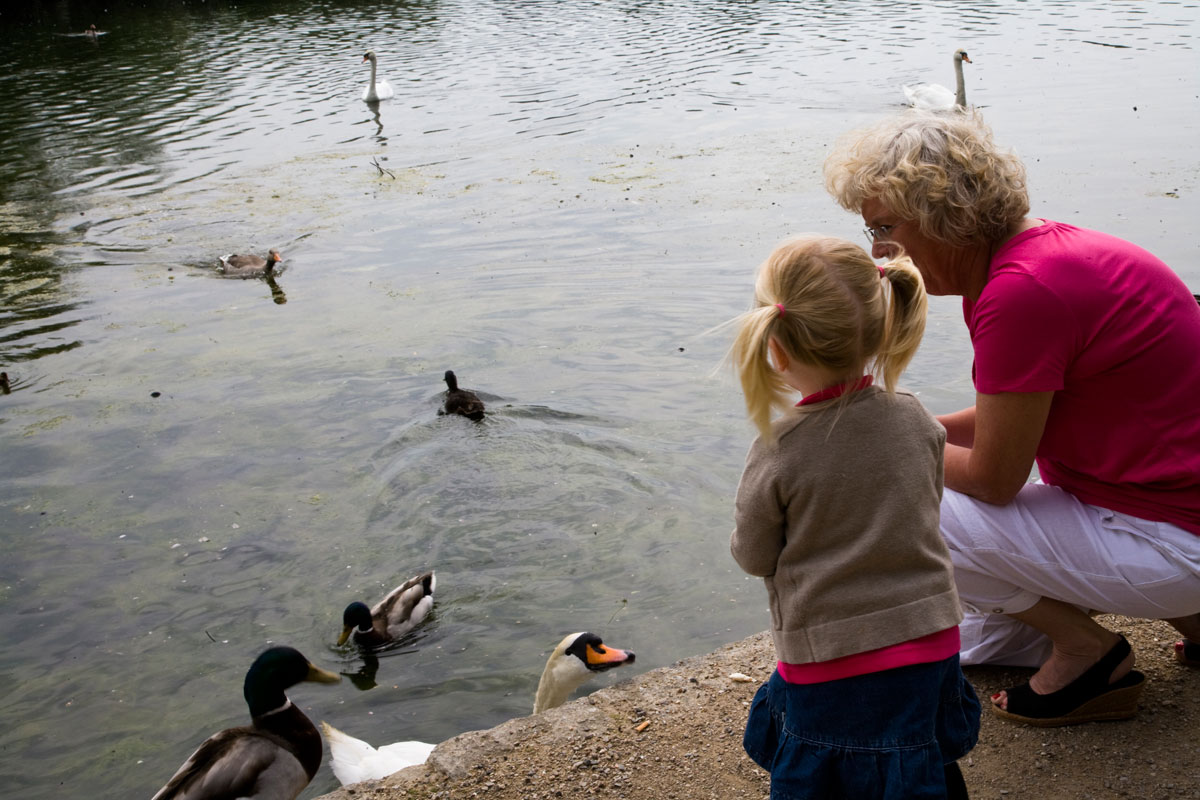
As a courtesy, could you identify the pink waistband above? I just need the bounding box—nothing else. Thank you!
[776,627,961,685]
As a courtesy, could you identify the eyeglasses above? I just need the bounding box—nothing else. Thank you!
[863,224,895,244]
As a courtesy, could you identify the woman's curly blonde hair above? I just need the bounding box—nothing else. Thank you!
[824,110,1029,246]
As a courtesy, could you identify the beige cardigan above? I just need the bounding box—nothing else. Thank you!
[731,386,962,664]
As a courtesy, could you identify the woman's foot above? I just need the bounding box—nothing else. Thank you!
[992,630,1133,711]
[1167,614,1200,667]
[990,634,1145,726]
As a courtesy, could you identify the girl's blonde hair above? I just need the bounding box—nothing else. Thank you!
[730,235,927,440]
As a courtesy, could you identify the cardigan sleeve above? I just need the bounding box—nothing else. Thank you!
[730,437,786,577]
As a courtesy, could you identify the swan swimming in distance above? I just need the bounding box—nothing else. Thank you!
[362,51,395,102]
[903,48,972,111]
[322,632,636,786]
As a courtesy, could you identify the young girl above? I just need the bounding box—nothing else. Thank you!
[729,235,980,800]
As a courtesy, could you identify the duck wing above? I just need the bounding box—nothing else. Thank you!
[151,726,310,800]
[221,254,267,270]
[372,571,436,640]
[445,391,485,420]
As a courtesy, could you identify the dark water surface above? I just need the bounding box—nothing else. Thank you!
[1,1,1197,797]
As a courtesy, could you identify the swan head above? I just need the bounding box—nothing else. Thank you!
[954,48,971,64]
[561,631,636,673]
[339,601,374,646]
[533,632,636,714]
[363,51,377,65]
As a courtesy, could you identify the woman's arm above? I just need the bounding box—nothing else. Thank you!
[936,407,974,450]
[943,391,1053,504]
[937,405,977,448]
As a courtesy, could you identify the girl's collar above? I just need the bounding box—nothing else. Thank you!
[796,375,874,407]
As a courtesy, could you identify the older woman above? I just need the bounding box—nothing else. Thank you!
[823,110,1200,727]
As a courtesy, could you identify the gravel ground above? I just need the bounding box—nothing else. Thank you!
[313,615,1199,800]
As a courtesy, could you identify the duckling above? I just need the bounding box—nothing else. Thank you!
[322,632,635,785]
[339,571,436,648]
[151,646,340,800]
[441,370,485,421]
[218,249,282,278]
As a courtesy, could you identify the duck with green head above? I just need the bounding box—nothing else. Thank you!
[339,571,436,648]
[151,646,340,800]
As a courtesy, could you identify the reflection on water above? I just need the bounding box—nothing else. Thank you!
[1,1,1198,798]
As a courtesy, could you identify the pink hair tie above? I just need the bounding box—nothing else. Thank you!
[878,265,887,278]
[775,303,786,317]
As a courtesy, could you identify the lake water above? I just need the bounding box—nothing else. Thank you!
[1,1,1197,797]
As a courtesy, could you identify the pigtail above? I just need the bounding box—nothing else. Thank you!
[874,255,928,391]
[731,304,791,440]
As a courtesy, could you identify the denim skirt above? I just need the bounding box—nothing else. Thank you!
[743,656,981,800]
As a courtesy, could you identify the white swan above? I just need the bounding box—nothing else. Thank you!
[321,632,636,786]
[339,571,436,648]
[903,48,972,111]
[361,51,395,102]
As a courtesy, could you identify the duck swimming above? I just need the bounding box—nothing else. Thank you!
[218,249,282,278]
[441,370,485,421]
[339,571,436,648]
[322,632,635,785]
[151,646,340,800]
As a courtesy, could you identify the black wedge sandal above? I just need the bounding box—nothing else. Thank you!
[991,634,1145,727]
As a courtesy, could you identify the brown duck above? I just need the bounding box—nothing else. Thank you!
[442,370,485,421]
[218,249,282,277]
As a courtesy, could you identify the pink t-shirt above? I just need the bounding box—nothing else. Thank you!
[778,627,960,684]
[965,220,1200,535]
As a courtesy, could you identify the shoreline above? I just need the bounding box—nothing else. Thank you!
[313,615,1198,800]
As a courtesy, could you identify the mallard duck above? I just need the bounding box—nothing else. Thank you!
[218,249,282,278]
[339,571,436,648]
[441,370,485,421]
[322,632,635,785]
[151,646,340,800]
[362,51,395,102]
[903,48,972,111]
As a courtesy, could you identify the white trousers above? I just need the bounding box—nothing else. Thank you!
[940,482,1200,667]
